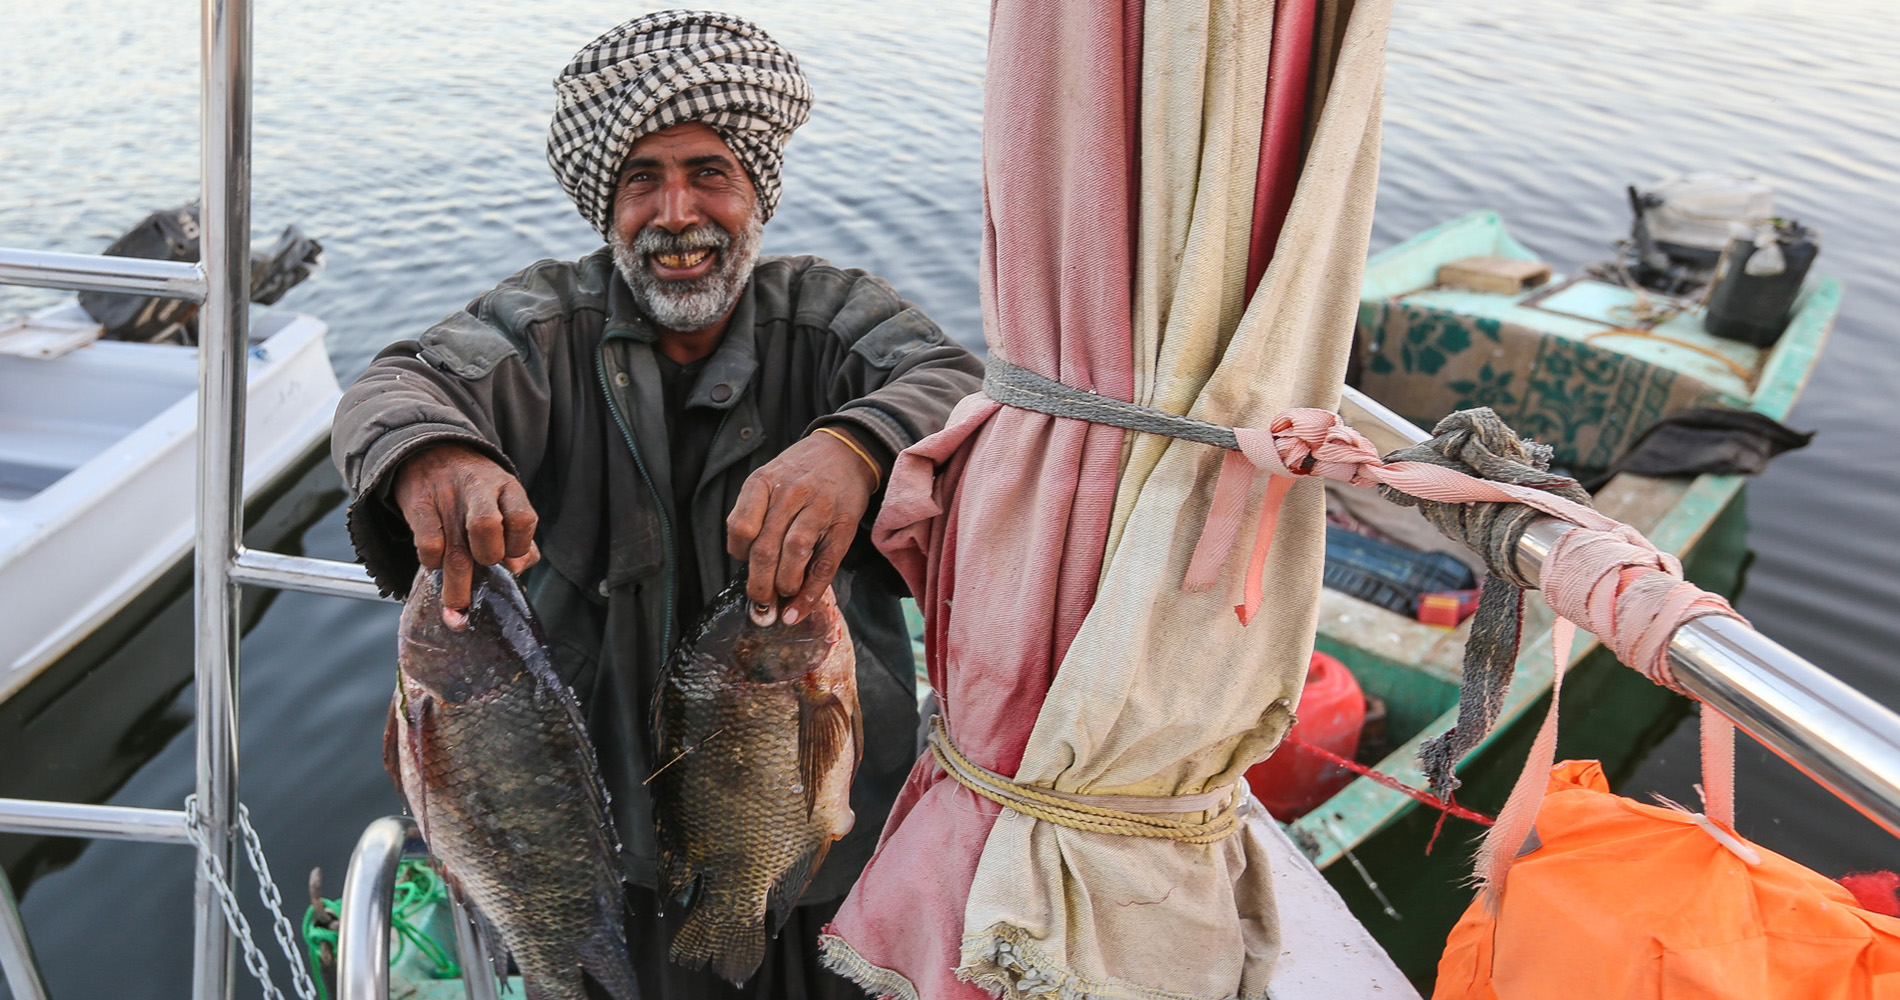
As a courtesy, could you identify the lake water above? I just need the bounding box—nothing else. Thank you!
[2,1,1897,996]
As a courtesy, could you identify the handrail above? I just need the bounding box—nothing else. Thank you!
[231,550,391,602]
[0,1,259,997]
[337,818,411,1000]
[1340,384,1900,838]
[337,818,497,1000]
[0,799,193,844]
[0,248,209,301]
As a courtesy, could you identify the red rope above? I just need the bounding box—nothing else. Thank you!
[1282,734,1496,829]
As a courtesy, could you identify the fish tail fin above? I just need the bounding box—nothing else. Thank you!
[669,906,765,988]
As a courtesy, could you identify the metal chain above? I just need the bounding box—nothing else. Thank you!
[183,795,319,1000]
[236,803,321,1000]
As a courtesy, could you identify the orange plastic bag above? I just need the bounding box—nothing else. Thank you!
[1434,760,1900,1000]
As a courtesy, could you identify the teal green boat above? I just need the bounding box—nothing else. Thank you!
[1292,209,1838,983]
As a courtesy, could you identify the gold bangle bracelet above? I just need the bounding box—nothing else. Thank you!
[813,426,882,491]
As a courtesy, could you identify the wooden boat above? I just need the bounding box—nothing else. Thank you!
[1287,209,1838,983]
[0,301,341,703]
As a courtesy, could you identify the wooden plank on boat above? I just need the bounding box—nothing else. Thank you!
[0,314,100,359]
[1436,256,1551,295]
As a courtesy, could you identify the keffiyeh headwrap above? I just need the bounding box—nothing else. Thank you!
[547,10,813,238]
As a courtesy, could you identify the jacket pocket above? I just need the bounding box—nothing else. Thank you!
[848,308,946,369]
[600,503,666,592]
[418,311,522,379]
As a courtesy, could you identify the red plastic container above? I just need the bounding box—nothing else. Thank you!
[1246,650,1366,820]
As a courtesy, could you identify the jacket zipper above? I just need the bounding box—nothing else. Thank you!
[597,335,676,659]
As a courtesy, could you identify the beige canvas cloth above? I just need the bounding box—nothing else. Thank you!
[956,0,1393,997]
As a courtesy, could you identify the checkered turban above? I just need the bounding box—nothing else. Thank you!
[547,11,813,238]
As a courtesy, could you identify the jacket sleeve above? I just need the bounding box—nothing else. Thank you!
[331,261,577,597]
[797,268,984,487]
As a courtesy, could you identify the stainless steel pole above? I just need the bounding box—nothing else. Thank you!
[1339,386,1900,837]
[0,248,208,301]
[0,867,49,1000]
[449,897,502,1000]
[0,800,193,844]
[192,0,251,997]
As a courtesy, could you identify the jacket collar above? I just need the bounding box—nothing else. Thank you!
[685,283,757,411]
[605,268,758,412]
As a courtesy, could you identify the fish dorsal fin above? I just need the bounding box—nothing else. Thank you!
[797,694,853,819]
[528,657,624,868]
[766,839,832,938]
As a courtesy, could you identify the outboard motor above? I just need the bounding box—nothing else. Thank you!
[78,203,323,344]
[1627,173,1774,296]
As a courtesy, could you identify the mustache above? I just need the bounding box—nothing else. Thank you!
[632,224,732,260]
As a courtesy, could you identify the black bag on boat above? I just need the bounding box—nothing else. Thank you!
[77,204,323,344]
[1580,406,1813,491]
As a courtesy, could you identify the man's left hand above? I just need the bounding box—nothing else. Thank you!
[726,428,880,625]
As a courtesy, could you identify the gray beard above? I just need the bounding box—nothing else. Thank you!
[611,214,763,333]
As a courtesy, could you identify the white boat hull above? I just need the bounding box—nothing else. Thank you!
[0,306,341,700]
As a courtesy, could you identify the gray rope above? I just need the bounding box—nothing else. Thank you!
[984,356,1240,450]
[1380,409,1596,795]
[984,358,1597,800]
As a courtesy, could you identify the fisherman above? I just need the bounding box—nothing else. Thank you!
[332,10,981,997]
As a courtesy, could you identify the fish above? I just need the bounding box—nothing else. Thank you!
[386,565,639,1000]
[650,580,862,986]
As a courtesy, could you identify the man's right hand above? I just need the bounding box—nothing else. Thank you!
[392,443,540,613]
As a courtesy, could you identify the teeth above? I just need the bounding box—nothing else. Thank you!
[654,250,711,269]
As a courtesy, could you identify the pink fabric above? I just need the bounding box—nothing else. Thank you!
[1170,407,1753,912]
[1472,616,1578,913]
[822,1,1140,994]
[1244,0,1318,300]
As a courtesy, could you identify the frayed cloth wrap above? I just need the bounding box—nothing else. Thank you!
[546,10,812,237]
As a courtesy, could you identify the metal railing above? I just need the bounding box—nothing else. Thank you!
[0,249,207,302]
[334,819,497,1000]
[0,0,386,997]
[1342,384,1900,838]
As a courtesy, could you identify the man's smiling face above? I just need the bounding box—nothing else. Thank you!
[609,122,763,336]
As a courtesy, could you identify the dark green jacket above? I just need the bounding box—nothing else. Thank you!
[333,248,981,901]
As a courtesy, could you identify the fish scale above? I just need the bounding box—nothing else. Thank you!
[652,581,861,987]
[388,566,640,1000]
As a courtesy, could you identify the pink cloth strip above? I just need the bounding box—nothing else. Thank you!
[1175,407,1753,910]
[1183,407,1623,621]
